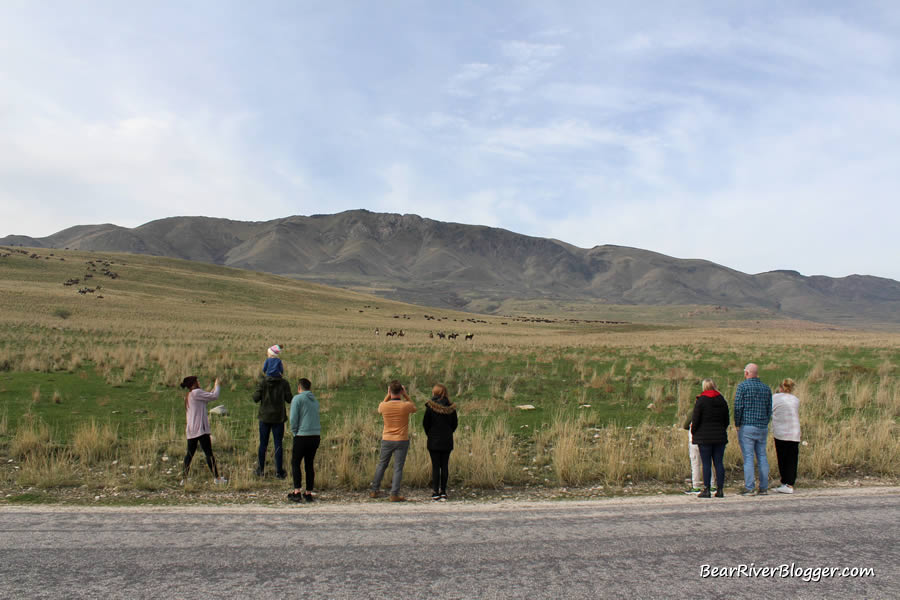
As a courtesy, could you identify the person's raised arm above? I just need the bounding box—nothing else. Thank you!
[194,379,221,404]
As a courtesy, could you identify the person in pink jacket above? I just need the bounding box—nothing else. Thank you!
[180,375,226,485]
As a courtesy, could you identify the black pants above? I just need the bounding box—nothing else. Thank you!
[698,443,726,491]
[184,434,218,478]
[774,438,800,486]
[291,435,320,491]
[428,449,451,494]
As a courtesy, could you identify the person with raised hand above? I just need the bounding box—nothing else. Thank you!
[369,380,417,502]
[180,375,226,485]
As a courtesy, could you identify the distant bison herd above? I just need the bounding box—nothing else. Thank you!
[2,247,635,331]
[0,247,121,301]
[58,259,120,298]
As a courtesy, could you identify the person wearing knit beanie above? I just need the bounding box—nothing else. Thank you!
[263,344,284,378]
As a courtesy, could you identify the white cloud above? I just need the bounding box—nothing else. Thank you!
[1,3,899,281]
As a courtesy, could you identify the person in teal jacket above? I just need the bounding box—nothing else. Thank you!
[288,378,321,503]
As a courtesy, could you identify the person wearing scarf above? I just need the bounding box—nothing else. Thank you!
[690,379,730,498]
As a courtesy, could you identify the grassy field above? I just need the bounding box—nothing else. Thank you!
[1,246,898,502]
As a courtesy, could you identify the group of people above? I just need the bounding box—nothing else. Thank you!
[684,362,801,498]
[182,347,801,501]
[180,344,459,502]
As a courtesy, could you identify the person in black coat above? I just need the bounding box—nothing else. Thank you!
[691,379,730,498]
[422,384,458,501]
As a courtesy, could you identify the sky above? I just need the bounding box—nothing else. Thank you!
[2,1,899,280]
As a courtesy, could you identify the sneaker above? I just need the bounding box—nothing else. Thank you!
[684,487,702,495]
[389,495,406,502]
[275,472,287,480]
[757,489,768,496]
[714,488,724,498]
[368,490,380,498]
[214,477,228,485]
[775,484,794,494]
[698,488,711,498]
[432,493,441,501]
[439,493,448,502]
[739,488,755,496]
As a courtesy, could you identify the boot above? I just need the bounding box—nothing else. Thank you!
[698,487,711,498]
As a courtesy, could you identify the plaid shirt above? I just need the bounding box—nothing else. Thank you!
[734,377,772,428]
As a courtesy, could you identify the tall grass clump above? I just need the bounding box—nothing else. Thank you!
[550,417,592,485]
[10,416,51,460]
[16,451,80,488]
[72,420,119,464]
[454,419,514,487]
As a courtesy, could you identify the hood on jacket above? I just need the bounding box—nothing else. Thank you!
[426,397,457,414]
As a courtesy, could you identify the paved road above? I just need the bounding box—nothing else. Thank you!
[1,488,897,599]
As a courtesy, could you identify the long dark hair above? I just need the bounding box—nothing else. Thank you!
[180,376,198,410]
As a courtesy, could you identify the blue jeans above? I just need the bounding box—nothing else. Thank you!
[258,421,285,476]
[738,425,769,491]
[371,440,410,495]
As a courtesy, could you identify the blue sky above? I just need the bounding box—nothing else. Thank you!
[2,1,899,280]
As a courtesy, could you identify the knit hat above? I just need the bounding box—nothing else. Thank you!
[267,344,282,357]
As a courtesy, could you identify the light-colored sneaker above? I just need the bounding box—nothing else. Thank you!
[684,487,702,495]
[214,477,228,485]
[775,484,794,494]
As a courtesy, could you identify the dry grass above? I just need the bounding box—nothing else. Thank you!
[453,419,515,487]
[15,450,81,488]
[71,420,119,464]
[1,247,898,496]
[10,415,51,460]
[4,370,899,492]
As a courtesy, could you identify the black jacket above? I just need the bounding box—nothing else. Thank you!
[422,397,458,451]
[252,376,292,424]
[690,391,730,445]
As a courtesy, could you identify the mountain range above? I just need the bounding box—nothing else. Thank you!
[4,210,899,325]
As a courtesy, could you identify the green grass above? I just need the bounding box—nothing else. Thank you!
[1,246,898,497]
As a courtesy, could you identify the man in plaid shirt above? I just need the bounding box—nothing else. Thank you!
[734,363,772,495]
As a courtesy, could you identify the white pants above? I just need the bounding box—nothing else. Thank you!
[689,431,717,488]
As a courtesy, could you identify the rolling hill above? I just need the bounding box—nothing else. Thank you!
[4,210,899,325]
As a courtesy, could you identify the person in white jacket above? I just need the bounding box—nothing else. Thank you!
[772,378,801,494]
[180,375,226,485]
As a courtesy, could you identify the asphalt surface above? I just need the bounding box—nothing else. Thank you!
[1,488,897,599]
